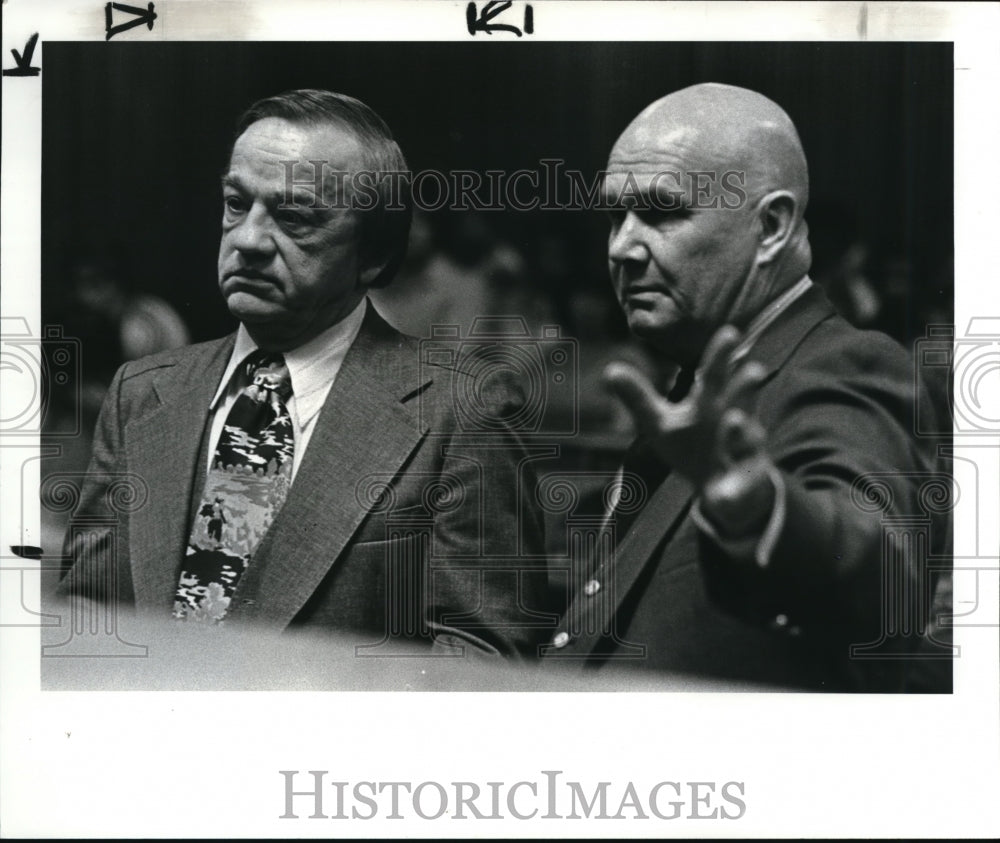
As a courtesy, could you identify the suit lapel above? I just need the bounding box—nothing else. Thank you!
[232,305,432,629]
[577,283,838,655]
[606,470,694,591]
[126,337,235,610]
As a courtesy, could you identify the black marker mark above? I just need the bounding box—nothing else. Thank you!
[3,33,40,77]
[466,1,533,37]
[105,2,158,41]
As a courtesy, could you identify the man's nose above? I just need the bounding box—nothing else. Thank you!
[607,212,648,264]
[228,204,276,257]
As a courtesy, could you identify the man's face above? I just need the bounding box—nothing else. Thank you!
[218,117,372,350]
[602,132,760,365]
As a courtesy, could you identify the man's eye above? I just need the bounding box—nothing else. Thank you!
[224,196,246,214]
[636,206,687,225]
[276,209,311,229]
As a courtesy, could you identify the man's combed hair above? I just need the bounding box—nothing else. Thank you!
[232,88,412,288]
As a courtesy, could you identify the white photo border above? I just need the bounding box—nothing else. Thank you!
[1,1,998,837]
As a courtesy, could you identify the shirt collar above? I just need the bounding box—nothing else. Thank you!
[731,275,813,362]
[209,296,368,426]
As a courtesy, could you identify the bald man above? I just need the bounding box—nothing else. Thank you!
[542,84,946,690]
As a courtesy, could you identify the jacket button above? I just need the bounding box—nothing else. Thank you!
[552,631,570,648]
[583,579,601,597]
[769,613,801,636]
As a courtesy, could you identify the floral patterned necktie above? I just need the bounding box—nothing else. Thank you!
[173,351,294,623]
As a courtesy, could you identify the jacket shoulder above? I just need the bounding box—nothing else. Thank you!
[767,314,915,402]
[760,317,923,461]
[117,335,235,383]
[797,317,912,372]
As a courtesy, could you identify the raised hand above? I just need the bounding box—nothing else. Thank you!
[604,325,776,536]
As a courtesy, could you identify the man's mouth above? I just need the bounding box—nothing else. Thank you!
[622,284,668,300]
[224,270,278,287]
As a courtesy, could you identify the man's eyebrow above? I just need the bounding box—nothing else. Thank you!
[219,175,325,208]
[220,174,245,191]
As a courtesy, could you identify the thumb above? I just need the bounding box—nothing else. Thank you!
[603,362,670,435]
[716,407,767,467]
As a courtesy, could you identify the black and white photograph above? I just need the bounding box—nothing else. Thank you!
[1,0,998,837]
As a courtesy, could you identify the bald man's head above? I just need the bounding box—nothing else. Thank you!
[611,83,809,211]
[602,83,813,364]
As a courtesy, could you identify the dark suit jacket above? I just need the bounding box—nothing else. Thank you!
[59,304,551,658]
[543,285,947,690]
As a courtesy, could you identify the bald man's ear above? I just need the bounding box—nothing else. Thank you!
[755,191,800,265]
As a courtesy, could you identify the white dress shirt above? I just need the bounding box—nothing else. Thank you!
[206,297,368,483]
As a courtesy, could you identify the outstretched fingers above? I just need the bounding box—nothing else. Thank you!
[603,362,672,437]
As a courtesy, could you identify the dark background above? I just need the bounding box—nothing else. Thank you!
[42,41,953,345]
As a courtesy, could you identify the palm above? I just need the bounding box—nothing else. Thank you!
[604,325,768,491]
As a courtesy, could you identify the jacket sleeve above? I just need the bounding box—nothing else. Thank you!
[421,368,552,661]
[698,328,942,660]
[56,362,137,605]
